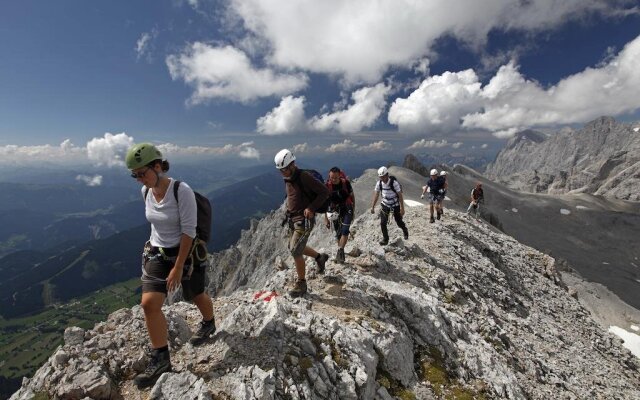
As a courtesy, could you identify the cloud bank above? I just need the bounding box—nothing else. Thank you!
[391,34,640,137]
[167,43,308,104]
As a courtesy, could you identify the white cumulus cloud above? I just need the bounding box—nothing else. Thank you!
[310,83,390,134]
[358,140,391,152]
[157,141,259,159]
[0,140,85,165]
[292,143,310,153]
[389,70,482,133]
[452,142,463,149]
[76,174,103,187]
[257,96,307,135]
[167,43,308,104]
[226,0,629,83]
[407,139,450,150]
[239,146,260,160]
[326,139,358,153]
[325,139,391,153]
[87,133,135,167]
[389,34,640,137]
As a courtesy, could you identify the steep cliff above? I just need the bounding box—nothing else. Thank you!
[485,117,640,201]
[11,169,640,400]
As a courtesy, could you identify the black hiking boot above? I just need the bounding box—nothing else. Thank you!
[134,349,172,389]
[289,279,307,298]
[336,248,345,263]
[436,211,441,220]
[379,238,389,246]
[315,253,329,274]
[403,230,409,240]
[429,216,435,223]
[189,318,216,346]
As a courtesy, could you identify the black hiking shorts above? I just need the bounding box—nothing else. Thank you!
[141,244,207,301]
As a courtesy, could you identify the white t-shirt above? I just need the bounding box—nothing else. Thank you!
[142,179,197,248]
[375,178,402,207]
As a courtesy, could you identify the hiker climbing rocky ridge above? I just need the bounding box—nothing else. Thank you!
[11,179,640,399]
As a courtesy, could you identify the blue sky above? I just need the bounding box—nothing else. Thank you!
[1,0,639,166]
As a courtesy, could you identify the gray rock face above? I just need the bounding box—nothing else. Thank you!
[485,117,640,200]
[10,172,640,399]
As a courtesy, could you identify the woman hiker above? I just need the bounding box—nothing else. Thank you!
[125,143,215,389]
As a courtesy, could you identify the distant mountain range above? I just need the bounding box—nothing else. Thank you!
[0,183,144,257]
[485,116,640,201]
[0,224,148,318]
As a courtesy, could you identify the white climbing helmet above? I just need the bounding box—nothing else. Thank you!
[440,171,447,176]
[430,168,438,176]
[326,211,339,221]
[377,166,388,177]
[274,149,296,169]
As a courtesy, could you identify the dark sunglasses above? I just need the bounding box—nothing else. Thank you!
[130,167,150,179]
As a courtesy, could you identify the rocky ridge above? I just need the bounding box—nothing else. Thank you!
[485,116,640,201]
[10,174,640,399]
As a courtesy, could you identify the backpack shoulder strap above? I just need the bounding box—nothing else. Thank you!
[388,176,399,194]
[144,187,149,200]
[173,180,181,203]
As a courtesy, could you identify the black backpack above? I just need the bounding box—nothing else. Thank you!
[377,175,401,196]
[291,169,330,213]
[144,181,212,243]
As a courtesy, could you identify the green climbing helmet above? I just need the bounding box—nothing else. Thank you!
[125,143,163,170]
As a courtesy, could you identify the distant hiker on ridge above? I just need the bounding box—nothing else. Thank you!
[276,149,330,298]
[324,166,355,263]
[467,182,484,218]
[370,166,409,245]
[421,169,446,223]
[126,143,215,389]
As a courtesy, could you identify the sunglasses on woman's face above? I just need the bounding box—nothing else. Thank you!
[130,167,150,179]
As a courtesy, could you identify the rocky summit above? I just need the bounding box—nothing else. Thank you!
[485,116,640,201]
[11,202,640,399]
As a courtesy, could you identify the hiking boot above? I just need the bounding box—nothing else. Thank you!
[436,212,441,220]
[189,318,216,346]
[403,231,409,240]
[289,279,307,298]
[134,349,172,389]
[336,248,345,263]
[316,253,329,274]
[379,238,389,246]
[429,216,435,223]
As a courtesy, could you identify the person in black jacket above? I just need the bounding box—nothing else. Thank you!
[276,149,330,297]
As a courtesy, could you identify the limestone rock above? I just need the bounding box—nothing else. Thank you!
[485,117,640,201]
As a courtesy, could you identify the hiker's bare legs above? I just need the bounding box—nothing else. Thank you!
[303,246,318,259]
[294,255,306,280]
[141,292,167,348]
[430,203,435,218]
[192,292,214,321]
[292,247,320,279]
[338,235,348,249]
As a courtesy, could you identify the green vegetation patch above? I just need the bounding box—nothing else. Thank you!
[417,346,488,400]
[0,278,140,380]
[376,368,416,400]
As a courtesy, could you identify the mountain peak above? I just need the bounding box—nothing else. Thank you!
[11,199,640,399]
